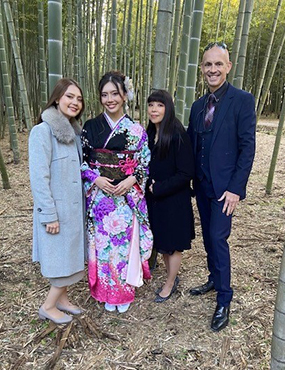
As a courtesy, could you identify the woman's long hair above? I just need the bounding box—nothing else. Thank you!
[36,78,85,124]
[146,90,185,159]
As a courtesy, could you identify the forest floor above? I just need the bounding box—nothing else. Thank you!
[0,118,284,370]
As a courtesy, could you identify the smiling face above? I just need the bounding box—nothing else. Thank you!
[201,46,232,92]
[100,81,127,121]
[147,101,166,126]
[56,85,83,120]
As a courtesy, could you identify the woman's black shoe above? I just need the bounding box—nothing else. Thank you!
[154,276,179,303]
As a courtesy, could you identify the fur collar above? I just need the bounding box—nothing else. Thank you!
[41,106,82,144]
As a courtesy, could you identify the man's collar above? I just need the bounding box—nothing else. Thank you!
[208,81,228,101]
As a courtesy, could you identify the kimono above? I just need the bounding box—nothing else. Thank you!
[81,113,153,305]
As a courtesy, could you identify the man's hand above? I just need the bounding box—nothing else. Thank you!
[218,191,240,216]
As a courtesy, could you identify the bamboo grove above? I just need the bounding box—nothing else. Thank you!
[0,0,284,165]
[0,1,285,367]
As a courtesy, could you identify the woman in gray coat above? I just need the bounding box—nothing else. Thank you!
[29,78,85,324]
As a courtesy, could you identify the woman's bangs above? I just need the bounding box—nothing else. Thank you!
[147,91,166,105]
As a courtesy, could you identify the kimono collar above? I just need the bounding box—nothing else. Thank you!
[41,106,81,144]
[104,112,126,129]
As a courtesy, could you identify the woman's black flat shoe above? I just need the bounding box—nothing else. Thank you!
[154,276,179,303]
[155,276,179,295]
[154,292,172,303]
[155,286,163,294]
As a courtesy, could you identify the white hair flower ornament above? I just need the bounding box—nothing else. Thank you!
[124,77,134,101]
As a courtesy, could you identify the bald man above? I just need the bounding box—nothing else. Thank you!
[187,42,256,331]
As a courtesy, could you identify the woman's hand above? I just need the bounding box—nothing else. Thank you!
[149,179,155,193]
[46,221,60,234]
[95,176,115,195]
[113,176,137,196]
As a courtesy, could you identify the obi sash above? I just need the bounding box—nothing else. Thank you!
[90,148,138,184]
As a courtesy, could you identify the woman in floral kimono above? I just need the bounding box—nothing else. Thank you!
[81,71,153,313]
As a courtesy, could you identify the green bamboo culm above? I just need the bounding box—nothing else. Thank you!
[142,0,154,126]
[125,0,133,78]
[175,0,193,124]
[0,145,11,189]
[215,0,223,41]
[38,0,48,107]
[0,2,20,163]
[265,96,285,195]
[152,0,173,90]
[233,0,254,90]
[168,0,182,97]
[256,30,285,122]
[228,0,246,84]
[254,0,283,111]
[65,1,73,78]
[48,0,62,93]
[111,0,117,70]
[77,0,85,95]
[184,0,205,126]
[2,0,33,131]
[271,244,285,369]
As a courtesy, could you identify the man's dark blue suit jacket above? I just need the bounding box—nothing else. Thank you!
[187,83,256,200]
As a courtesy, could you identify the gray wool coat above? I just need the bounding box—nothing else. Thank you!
[29,106,85,278]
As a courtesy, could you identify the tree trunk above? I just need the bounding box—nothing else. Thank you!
[233,0,254,89]
[175,0,193,123]
[152,0,173,90]
[254,0,283,110]
[215,0,223,41]
[119,0,128,73]
[0,144,10,189]
[131,2,140,118]
[265,94,285,194]
[125,0,133,77]
[184,0,205,126]
[77,0,85,93]
[222,0,231,41]
[168,0,182,97]
[102,0,111,74]
[138,0,144,123]
[65,1,73,77]
[271,244,285,369]
[0,2,20,163]
[2,0,32,131]
[12,0,23,130]
[256,30,285,121]
[111,0,117,70]
[48,0,62,92]
[38,0,47,107]
[228,0,246,85]
[94,0,103,115]
[143,0,154,122]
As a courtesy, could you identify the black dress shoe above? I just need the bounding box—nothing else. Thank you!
[211,305,230,332]
[189,280,215,296]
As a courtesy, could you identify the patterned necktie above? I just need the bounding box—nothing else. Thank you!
[204,94,215,129]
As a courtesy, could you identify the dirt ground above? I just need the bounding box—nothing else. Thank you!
[0,120,284,370]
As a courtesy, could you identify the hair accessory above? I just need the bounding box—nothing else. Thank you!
[124,77,134,101]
